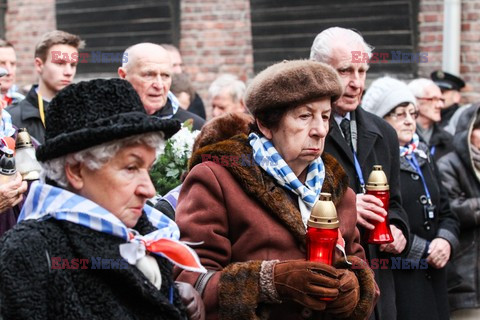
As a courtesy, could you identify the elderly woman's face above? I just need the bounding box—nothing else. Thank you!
[71,143,156,228]
[260,98,331,176]
[384,103,417,146]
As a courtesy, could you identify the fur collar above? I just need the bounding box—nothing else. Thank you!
[189,134,349,246]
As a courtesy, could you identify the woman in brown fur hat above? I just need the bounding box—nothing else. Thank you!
[175,60,377,320]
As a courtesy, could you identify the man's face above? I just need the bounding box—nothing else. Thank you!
[120,49,172,115]
[211,89,245,118]
[327,43,368,116]
[416,84,444,124]
[36,44,78,94]
[169,50,183,74]
[0,47,17,94]
[441,89,461,108]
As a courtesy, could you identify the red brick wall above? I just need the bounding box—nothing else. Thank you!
[418,0,480,103]
[5,0,56,91]
[179,0,254,117]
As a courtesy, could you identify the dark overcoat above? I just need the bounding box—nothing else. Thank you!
[394,142,459,320]
[324,107,410,320]
[438,104,480,311]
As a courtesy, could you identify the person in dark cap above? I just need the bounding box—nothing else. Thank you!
[0,78,205,320]
[175,59,376,320]
[431,70,466,128]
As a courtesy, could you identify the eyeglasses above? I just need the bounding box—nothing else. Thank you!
[388,110,419,121]
[416,97,445,104]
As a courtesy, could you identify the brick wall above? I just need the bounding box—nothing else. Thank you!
[418,0,480,104]
[9,1,478,106]
[5,0,56,91]
[179,0,254,117]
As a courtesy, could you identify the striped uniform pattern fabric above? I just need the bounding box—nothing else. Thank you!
[249,132,325,227]
[399,133,420,157]
[162,91,180,119]
[19,181,180,242]
[0,110,15,138]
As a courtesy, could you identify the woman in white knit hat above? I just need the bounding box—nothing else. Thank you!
[362,76,459,320]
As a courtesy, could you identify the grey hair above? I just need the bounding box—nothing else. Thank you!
[208,74,246,103]
[40,132,165,187]
[310,27,374,63]
[407,78,438,98]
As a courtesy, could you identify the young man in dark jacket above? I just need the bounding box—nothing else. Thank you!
[8,30,84,144]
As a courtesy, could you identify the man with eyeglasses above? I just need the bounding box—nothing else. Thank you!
[408,78,453,161]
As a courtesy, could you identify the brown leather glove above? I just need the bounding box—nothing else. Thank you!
[274,260,340,311]
[325,269,360,318]
[175,281,205,320]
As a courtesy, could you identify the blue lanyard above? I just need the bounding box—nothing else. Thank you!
[407,153,432,205]
[430,145,436,156]
[353,151,366,194]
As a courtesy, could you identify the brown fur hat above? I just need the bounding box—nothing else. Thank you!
[192,112,254,153]
[245,59,343,117]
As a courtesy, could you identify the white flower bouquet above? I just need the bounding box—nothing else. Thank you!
[150,120,200,196]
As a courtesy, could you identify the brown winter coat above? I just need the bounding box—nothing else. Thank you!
[175,134,373,320]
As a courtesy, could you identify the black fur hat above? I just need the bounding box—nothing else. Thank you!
[36,79,181,161]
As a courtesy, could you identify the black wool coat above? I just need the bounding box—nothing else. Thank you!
[393,142,459,320]
[324,107,410,320]
[0,214,187,320]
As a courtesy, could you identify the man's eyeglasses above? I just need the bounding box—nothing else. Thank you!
[416,96,445,104]
[388,110,419,121]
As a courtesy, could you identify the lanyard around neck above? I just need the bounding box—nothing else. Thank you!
[37,93,46,128]
[407,153,432,205]
[343,112,364,193]
[353,151,366,194]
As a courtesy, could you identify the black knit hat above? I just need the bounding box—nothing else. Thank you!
[36,79,181,161]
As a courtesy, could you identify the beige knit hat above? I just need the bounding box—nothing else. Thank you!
[245,60,343,116]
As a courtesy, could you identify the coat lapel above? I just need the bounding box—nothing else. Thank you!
[328,119,355,164]
[190,135,348,246]
[356,108,382,168]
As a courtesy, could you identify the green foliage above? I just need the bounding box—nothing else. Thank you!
[149,121,199,196]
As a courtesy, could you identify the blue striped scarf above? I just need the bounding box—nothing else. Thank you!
[161,91,180,119]
[19,182,205,273]
[399,133,420,157]
[0,110,15,138]
[249,133,325,227]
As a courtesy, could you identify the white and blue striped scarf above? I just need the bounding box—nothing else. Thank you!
[399,133,420,157]
[19,182,205,273]
[160,91,180,120]
[1,110,15,138]
[249,133,325,227]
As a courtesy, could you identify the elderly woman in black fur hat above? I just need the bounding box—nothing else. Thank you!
[175,60,377,320]
[0,79,206,320]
